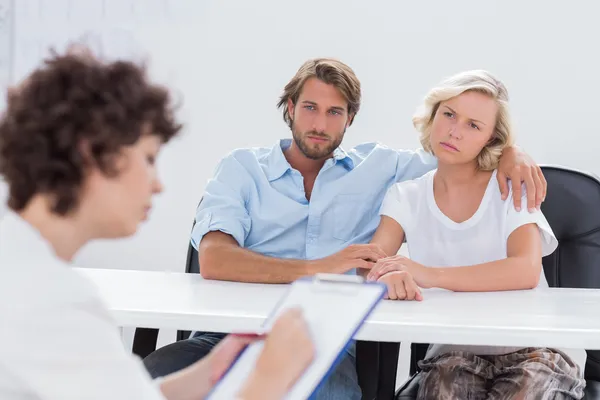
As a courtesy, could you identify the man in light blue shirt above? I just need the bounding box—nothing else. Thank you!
[144,58,546,399]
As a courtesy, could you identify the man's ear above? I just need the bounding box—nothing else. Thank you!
[287,98,295,120]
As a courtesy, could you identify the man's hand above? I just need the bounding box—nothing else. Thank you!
[497,146,547,212]
[310,244,387,275]
[367,255,436,289]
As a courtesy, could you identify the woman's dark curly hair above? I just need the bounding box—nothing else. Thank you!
[0,46,182,215]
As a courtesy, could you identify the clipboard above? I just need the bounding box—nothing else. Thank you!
[207,273,386,400]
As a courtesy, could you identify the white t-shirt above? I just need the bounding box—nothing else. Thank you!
[380,169,587,369]
[0,211,166,400]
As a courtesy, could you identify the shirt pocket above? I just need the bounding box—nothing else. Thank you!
[331,193,377,242]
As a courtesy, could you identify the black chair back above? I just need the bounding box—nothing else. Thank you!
[539,165,600,380]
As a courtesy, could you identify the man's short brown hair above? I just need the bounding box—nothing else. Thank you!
[0,46,182,215]
[277,58,361,127]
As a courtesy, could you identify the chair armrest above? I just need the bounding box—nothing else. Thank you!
[132,327,160,359]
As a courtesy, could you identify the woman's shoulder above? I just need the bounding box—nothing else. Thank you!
[393,169,434,194]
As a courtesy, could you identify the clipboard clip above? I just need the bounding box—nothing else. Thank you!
[314,273,365,284]
[309,273,365,296]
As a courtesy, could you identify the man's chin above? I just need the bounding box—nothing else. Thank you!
[303,150,332,160]
[300,143,333,160]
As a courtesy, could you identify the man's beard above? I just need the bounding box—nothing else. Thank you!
[291,124,345,160]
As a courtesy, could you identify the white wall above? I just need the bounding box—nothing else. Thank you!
[6,0,599,272]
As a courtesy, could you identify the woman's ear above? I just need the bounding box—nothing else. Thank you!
[486,131,498,145]
[77,139,94,167]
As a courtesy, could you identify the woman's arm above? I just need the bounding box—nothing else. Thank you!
[368,223,542,292]
[371,216,406,256]
[430,223,542,291]
[359,216,406,278]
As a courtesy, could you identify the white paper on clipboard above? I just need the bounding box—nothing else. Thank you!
[207,274,386,400]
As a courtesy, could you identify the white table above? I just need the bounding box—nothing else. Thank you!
[78,268,600,350]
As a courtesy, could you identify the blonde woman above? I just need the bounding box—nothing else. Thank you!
[366,70,586,399]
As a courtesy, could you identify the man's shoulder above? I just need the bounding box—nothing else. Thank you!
[212,146,275,178]
[347,142,426,163]
[348,141,397,157]
[222,145,273,165]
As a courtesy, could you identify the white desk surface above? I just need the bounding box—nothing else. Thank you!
[77,268,600,349]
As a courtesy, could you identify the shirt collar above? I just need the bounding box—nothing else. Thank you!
[333,146,354,169]
[265,139,354,182]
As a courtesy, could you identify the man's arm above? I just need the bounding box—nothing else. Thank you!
[394,144,547,212]
[194,152,386,284]
[199,231,311,283]
[394,147,438,181]
[199,231,386,283]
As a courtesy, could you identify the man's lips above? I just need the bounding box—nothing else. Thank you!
[307,135,329,143]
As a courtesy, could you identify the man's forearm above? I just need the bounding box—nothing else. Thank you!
[198,232,321,284]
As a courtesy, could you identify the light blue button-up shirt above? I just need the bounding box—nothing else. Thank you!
[191,139,436,262]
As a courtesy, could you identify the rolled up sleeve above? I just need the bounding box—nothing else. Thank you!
[190,154,252,249]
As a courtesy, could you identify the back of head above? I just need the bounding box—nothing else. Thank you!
[0,45,182,215]
[413,69,514,170]
[277,58,361,127]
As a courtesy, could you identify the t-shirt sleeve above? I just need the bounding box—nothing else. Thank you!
[505,186,558,257]
[379,183,414,232]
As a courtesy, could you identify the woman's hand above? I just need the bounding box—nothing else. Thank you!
[377,270,423,301]
[160,308,314,400]
[238,307,315,400]
[160,333,263,400]
[368,255,437,289]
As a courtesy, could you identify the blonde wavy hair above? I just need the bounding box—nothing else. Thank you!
[412,70,514,171]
